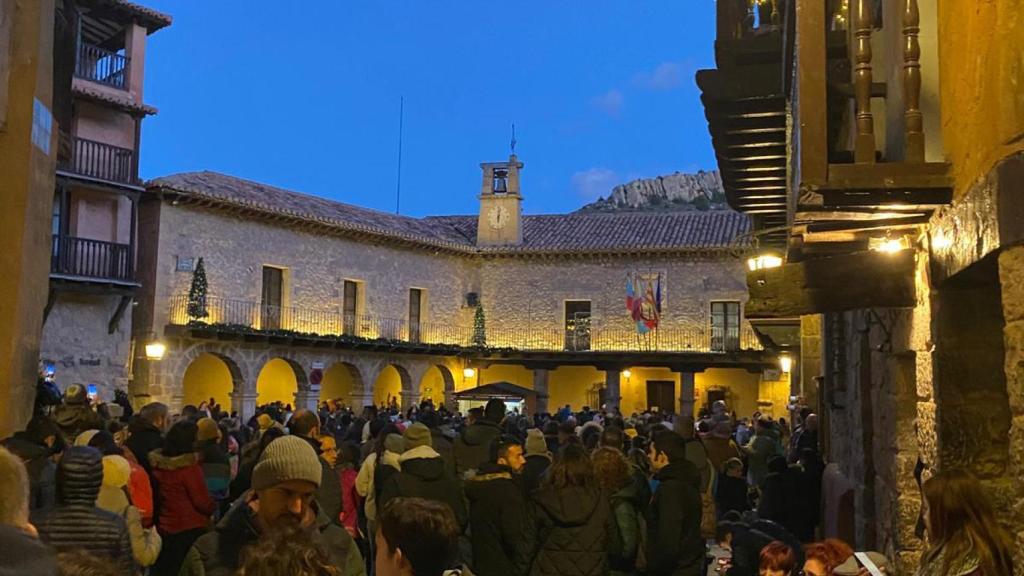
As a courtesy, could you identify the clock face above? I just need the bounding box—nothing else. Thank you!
[488,205,510,230]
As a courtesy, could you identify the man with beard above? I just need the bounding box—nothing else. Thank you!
[179,435,365,575]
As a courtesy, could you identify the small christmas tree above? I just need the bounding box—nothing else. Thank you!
[471,302,487,347]
[187,257,209,321]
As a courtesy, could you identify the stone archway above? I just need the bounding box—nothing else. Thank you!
[373,363,411,408]
[419,364,455,409]
[166,342,252,415]
[256,356,309,408]
[181,352,243,412]
[321,361,364,408]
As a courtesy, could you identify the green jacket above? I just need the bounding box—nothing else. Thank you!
[609,479,645,576]
[178,492,364,576]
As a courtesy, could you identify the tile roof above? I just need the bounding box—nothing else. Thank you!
[72,79,158,115]
[148,171,751,255]
[101,0,172,31]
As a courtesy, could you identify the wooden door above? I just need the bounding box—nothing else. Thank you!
[646,380,675,414]
[343,280,358,335]
[261,266,283,330]
[409,288,422,343]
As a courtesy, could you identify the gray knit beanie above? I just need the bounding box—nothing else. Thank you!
[252,435,322,490]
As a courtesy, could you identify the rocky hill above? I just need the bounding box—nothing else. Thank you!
[578,170,727,213]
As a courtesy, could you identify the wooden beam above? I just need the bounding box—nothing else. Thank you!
[796,0,828,186]
[746,249,916,317]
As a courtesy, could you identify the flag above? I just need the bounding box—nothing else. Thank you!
[625,273,635,311]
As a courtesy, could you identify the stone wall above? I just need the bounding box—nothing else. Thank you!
[997,246,1024,566]
[40,293,133,402]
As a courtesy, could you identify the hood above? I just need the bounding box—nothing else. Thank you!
[149,450,198,471]
[655,461,700,489]
[56,446,103,505]
[534,485,604,526]
[2,433,50,461]
[464,463,515,501]
[460,421,501,447]
[102,455,131,488]
[398,446,445,481]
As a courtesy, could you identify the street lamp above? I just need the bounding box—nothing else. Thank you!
[779,354,793,374]
[747,253,784,272]
[463,367,476,379]
[144,341,166,361]
[622,369,632,379]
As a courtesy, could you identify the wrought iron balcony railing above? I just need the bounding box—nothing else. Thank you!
[51,235,134,282]
[168,294,762,353]
[58,133,137,185]
[76,42,129,89]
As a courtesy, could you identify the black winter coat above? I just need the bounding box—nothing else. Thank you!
[521,454,551,496]
[0,524,57,576]
[126,422,164,477]
[431,427,458,479]
[179,493,365,576]
[757,469,804,539]
[2,433,56,516]
[378,447,468,530]
[647,462,703,576]
[35,446,135,575]
[530,485,612,576]
[715,474,750,517]
[464,463,533,576]
[454,420,502,476]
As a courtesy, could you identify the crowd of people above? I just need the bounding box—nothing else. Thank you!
[0,383,1015,576]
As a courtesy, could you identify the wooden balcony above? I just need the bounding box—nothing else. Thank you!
[793,0,952,224]
[75,42,129,90]
[167,294,763,354]
[50,235,135,283]
[57,133,138,186]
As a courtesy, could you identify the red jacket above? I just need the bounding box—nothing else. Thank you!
[149,451,216,534]
[121,448,154,527]
[339,468,360,538]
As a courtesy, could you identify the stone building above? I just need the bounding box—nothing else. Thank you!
[132,156,787,422]
[39,0,170,403]
[698,0,1024,571]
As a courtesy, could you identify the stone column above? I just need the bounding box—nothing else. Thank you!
[294,385,321,413]
[231,391,259,422]
[998,245,1024,565]
[400,389,421,410]
[604,369,621,412]
[532,369,550,414]
[350,391,376,411]
[679,372,696,418]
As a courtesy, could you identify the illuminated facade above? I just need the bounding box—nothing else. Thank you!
[133,157,784,420]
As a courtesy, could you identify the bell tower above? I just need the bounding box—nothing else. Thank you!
[477,154,524,246]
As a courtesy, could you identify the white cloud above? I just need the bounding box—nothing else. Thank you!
[590,89,624,117]
[633,61,689,91]
[572,167,619,199]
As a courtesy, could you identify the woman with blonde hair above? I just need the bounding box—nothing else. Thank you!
[917,470,1014,576]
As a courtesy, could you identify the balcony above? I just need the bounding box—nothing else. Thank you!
[167,295,762,354]
[51,235,135,283]
[75,42,129,89]
[57,133,137,186]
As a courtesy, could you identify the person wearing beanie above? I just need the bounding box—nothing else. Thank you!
[378,423,467,533]
[464,435,531,576]
[289,408,345,529]
[0,446,59,576]
[195,417,231,508]
[53,384,104,444]
[454,398,506,477]
[180,435,365,576]
[95,451,163,568]
[417,409,457,478]
[521,428,552,496]
[35,446,136,575]
[256,413,273,432]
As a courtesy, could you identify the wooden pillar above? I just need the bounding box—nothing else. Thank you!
[679,372,696,418]
[604,369,621,412]
[902,0,925,162]
[853,0,876,163]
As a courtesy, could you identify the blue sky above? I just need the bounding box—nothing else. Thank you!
[141,1,717,216]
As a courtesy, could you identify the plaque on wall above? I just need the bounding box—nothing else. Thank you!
[176,257,195,272]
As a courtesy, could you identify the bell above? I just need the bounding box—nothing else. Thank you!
[493,173,508,194]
